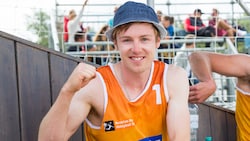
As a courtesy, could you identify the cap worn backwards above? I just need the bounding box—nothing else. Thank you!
[105,1,167,41]
[194,9,205,14]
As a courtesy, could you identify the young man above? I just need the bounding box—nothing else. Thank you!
[208,8,236,42]
[184,9,215,47]
[38,1,190,141]
[188,51,250,140]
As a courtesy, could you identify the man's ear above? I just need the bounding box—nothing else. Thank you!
[156,37,161,49]
[113,40,118,50]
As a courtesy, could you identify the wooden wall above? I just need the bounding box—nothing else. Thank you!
[0,31,90,141]
[0,31,236,141]
[198,103,236,141]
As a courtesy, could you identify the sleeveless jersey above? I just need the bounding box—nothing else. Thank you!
[84,61,169,141]
[235,88,250,141]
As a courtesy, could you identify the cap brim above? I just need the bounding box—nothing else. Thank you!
[106,20,167,41]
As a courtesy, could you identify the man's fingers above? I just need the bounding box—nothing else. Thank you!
[189,94,198,103]
[80,69,96,81]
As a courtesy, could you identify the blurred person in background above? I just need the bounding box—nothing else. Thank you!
[159,15,180,64]
[208,8,237,42]
[67,0,88,43]
[92,24,114,65]
[184,9,215,47]
[156,10,163,22]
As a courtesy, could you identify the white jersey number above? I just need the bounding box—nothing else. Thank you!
[153,84,161,104]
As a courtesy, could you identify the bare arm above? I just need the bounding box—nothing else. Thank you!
[69,0,88,28]
[188,51,218,103]
[190,51,250,78]
[167,65,190,141]
[38,62,96,141]
[188,51,250,103]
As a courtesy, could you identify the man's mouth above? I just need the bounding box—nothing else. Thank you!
[130,57,144,61]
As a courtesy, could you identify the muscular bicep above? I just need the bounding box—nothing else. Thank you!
[64,74,104,139]
[64,75,103,140]
[64,88,92,139]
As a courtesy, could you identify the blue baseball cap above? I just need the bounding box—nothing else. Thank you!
[106,1,167,41]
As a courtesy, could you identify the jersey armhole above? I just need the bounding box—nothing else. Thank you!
[236,86,250,96]
[96,72,108,113]
[163,63,169,103]
[85,72,108,129]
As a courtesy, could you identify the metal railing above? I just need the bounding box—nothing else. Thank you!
[62,36,241,110]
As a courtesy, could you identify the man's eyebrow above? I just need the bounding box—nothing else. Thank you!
[118,34,152,39]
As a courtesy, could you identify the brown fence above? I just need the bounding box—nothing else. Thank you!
[0,31,91,141]
[197,103,236,141]
[0,31,236,141]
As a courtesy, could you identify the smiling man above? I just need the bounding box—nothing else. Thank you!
[38,1,190,141]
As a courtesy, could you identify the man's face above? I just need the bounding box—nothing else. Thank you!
[162,18,170,28]
[78,35,86,42]
[194,12,202,18]
[114,23,161,73]
[212,9,218,17]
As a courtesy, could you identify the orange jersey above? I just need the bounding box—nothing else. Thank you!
[84,61,169,141]
[235,88,250,141]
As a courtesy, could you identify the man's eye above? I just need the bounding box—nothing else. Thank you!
[122,39,130,42]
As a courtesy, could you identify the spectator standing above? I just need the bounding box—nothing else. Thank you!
[38,1,190,141]
[67,0,88,43]
[63,16,69,42]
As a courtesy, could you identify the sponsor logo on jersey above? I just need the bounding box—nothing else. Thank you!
[104,120,115,132]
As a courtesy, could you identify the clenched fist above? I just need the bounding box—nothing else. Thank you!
[62,62,96,94]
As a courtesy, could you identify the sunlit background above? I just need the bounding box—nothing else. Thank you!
[0,0,249,43]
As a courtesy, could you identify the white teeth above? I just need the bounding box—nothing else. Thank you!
[132,57,143,60]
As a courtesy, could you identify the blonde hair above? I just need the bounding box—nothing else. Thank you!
[68,10,76,20]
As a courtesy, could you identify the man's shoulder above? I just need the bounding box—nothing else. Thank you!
[167,64,187,77]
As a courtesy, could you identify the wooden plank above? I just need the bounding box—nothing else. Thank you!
[0,37,20,140]
[197,104,211,141]
[210,106,228,141]
[49,54,78,102]
[17,43,51,141]
[49,54,84,141]
[226,112,236,141]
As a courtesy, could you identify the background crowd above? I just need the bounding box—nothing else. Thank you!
[62,1,248,65]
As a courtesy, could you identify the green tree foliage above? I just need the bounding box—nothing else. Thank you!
[27,9,50,47]
[236,16,250,53]
[237,17,250,32]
